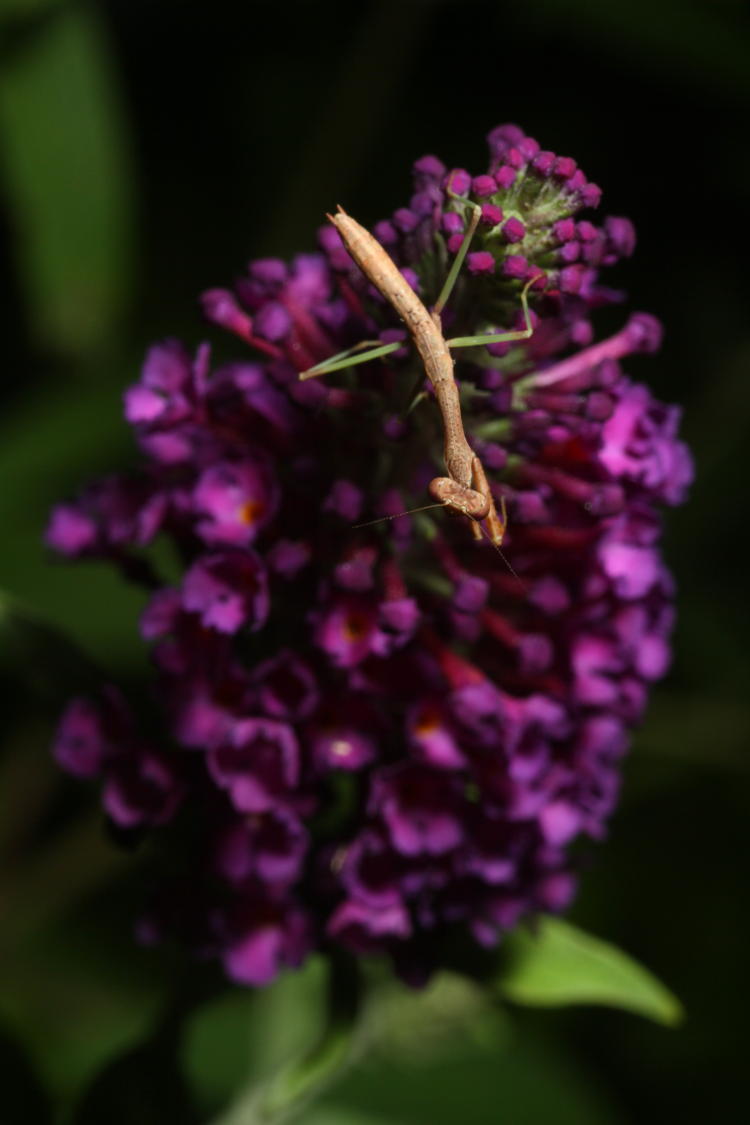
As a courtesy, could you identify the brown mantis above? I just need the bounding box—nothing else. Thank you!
[300,195,538,548]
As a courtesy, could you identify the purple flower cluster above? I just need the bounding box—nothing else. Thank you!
[48,125,692,987]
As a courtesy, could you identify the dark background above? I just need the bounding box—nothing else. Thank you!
[0,1,748,1122]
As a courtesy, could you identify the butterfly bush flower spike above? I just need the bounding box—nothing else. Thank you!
[48,124,692,988]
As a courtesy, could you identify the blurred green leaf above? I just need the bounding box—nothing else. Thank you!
[0,0,65,23]
[0,376,146,670]
[0,1023,52,1125]
[0,812,130,956]
[304,1111,395,1125]
[499,917,683,1026]
[0,0,67,63]
[634,692,750,776]
[0,883,187,1109]
[183,990,258,1115]
[185,959,328,1118]
[255,1010,354,1123]
[0,590,103,704]
[317,1013,626,1125]
[209,957,361,1125]
[367,972,508,1066]
[0,2,134,358]
[71,1034,200,1125]
[520,0,750,95]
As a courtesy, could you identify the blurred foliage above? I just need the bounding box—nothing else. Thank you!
[0,0,748,1122]
[190,961,632,1125]
[0,0,134,359]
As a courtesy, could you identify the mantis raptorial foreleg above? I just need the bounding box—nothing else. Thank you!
[429,455,508,546]
[435,189,539,350]
[433,189,483,316]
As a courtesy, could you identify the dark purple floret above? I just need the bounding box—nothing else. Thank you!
[221,899,311,987]
[45,504,99,557]
[371,766,465,857]
[52,696,113,778]
[47,123,692,990]
[215,808,308,886]
[193,459,278,546]
[311,722,376,772]
[103,749,183,829]
[252,651,319,721]
[181,550,269,634]
[208,718,299,814]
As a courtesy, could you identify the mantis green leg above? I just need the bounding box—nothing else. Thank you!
[446,275,539,349]
[433,192,482,317]
[299,339,402,380]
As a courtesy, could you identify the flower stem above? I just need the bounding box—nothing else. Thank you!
[213,954,362,1125]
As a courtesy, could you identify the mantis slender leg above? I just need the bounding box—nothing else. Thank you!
[446,275,539,349]
[433,193,482,317]
[430,188,540,352]
[469,457,505,546]
[300,339,402,380]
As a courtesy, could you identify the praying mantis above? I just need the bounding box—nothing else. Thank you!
[300,195,539,548]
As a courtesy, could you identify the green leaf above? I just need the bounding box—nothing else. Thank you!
[185,959,327,1115]
[0,1,65,24]
[304,1111,397,1125]
[0,375,146,671]
[499,917,684,1026]
[0,591,103,705]
[0,1023,52,1125]
[367,972,508,1066]
[0,3,134,358]
[71,1037,200,1125]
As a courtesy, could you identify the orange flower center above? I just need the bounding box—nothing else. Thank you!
[415,709,440,736]
[343,613,369,641]
[238,498,264,526]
